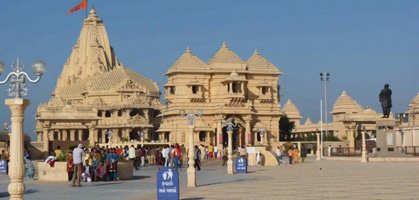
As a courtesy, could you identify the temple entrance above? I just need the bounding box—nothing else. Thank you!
[130,128,142,141]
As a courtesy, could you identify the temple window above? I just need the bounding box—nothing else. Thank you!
[191,85,199,94]
[169,86,175,95]
[105,111,111,118]
[261,86,269,95]
[232,82,241,93]
[98,110,102,117]
[117,110,123,117]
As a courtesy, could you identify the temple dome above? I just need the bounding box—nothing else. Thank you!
[246,49,282,74]
[166,47,208,74]
[282,99,302,120]
[208,42,246,70]
[304,118,313,125]
[332,91,362,115]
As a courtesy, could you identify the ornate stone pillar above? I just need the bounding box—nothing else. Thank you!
[70,129,75,141]
[6,99,29,200]
[217,116,223,149]
[42,127,49,152]
[101,129,106,143]
[89,126,96,147]
[37,131,42,142]
[78,130,83,141]
[245,117,252,145]
[57,130,62,141]
[61,130,67,141]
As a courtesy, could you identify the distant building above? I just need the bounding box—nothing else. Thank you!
[284,91,380,148]
[35,9,161,152]
[158,43,283,149]
[397,93,419,147]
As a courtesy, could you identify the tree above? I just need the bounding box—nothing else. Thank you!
[279,115,295,141]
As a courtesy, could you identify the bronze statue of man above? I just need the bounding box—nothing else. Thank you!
[379,84,392,118]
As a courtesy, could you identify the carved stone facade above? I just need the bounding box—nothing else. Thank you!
[158,43,282,150]
[35,9,161,151]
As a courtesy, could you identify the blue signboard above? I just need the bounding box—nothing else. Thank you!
[157,167,179,200]
[0,160,7,174]
[234,157,247,174]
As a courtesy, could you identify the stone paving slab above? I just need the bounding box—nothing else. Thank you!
[2,158,419,199]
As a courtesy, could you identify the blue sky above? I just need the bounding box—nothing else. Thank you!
[0,1,418,139]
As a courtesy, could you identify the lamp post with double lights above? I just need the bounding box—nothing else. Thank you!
[180,109,203,187]
[0,58,46,200]
[224,120,238,175]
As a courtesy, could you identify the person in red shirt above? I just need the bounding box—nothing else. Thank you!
[66,152,74,182]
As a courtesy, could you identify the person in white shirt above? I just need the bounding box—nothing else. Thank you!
[71,144,84,187]
[214,146,218,160]
[162,145,170,167]
[129,145,138,170]
[328,145,332,157]
[275,146,283,165]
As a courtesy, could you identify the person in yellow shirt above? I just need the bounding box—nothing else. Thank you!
[208,143,214,159]
[54,146,63,158]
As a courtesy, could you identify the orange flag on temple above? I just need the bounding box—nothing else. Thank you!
[67,0,87,14]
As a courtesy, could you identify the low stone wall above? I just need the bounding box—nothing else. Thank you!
[38,160,133,181]
[38,161,68,181]
[323,156,419,162]
[247,146,278,166]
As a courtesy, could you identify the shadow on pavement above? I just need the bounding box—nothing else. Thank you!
[0,189,39,198]
[199,178,249,187]
[132,175,151,180]
[181,198,205,200]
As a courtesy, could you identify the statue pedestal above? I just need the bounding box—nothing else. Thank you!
[376,118,398,153]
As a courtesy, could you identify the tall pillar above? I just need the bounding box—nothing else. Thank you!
[187,125,196,187]
[6,99,29,200]
[227,130,234,175]
[43,128,49,152]
[101,129,106,144]
[361,130,368,163]
[37,132,42,142]
[70,130,75,141]
[89,127,96,147]
[57,130,62,141]
[62,130,68,141]
[78,130,83,141]
[217,117,223,150]
[245,118,252,145]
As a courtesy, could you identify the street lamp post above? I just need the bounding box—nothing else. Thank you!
[409,102,416,147]
[224,121,238,175]
[0,58,46,200]
[180,110,203,187]
[361,126,368,163]
[320,72,330,159]
[316,129,321,160]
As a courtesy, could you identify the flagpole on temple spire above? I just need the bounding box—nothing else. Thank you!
[85,0,88,18]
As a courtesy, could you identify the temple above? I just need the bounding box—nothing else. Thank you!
[34,8,161,153]
[158,43,283,150]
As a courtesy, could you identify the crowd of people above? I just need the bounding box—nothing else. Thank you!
[61,142,230,187]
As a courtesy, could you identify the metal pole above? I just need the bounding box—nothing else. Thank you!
[324,72,328,153]
[320,99,323,159]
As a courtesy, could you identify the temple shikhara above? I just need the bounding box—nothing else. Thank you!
[158,42,283,150]
[34,9,161,152]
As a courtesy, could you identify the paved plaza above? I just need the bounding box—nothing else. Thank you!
[1,157,419,200]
